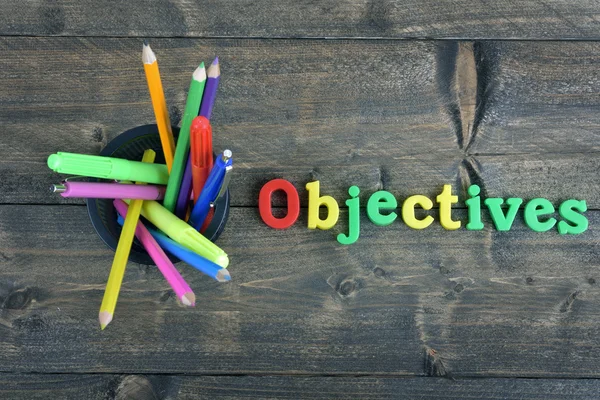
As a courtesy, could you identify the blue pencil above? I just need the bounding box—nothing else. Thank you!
[117,215,230,282]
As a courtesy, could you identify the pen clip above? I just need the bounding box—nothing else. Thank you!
[215,165,232,201]
[63,175,89,182]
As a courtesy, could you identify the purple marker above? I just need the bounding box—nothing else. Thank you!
[51,181,165,200]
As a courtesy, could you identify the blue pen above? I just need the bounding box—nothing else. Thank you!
[189,150,233,230]
[116,215,231,282]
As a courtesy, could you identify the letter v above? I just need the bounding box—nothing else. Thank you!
[483,198,524,231]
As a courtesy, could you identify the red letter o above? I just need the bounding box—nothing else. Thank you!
[259,179,300,229]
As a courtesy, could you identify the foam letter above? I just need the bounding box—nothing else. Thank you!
[367,190,397,226]
[484,197,523,231]
[436,184,460,230]
[306,180,339,230]
[524,198,556,232]
[465,184,484,230]
[337,186,360,245]
[258,179,300,229]
[402,195,434,230]
[558,199,588,235]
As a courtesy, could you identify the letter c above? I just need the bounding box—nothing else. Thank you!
[259,179,300,229]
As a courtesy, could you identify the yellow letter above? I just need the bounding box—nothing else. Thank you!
[306,181,339,230]
[402,195,434,229]
[436,184,461,230]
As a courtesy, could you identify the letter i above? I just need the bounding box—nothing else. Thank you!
[337,186,360,245]
[465,184,484,230]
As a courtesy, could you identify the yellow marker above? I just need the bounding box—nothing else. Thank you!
[306,180,339,230]
[402,195,434,229]
[143,42,175,171]
[436,184,461,230]
[99,149,156,330]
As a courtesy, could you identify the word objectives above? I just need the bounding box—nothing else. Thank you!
[258,179,589,245]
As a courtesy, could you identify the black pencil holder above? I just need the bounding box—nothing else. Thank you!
[86,124,230,265]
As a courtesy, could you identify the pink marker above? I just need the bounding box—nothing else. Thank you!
[51,181,165,200]
[113,199,196,307]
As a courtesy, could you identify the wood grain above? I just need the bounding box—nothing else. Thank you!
[1,38,598,207]
[0,205,598,376]
[468,41,600,155]
[2,374,600,400]
[1,0,600,39]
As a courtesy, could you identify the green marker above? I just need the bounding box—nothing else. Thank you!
[123,198,228,268]
[163,63,207,212]
[47,152,169,184]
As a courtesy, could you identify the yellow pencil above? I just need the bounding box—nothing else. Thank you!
[99,149,156,330]
[143,42,175,171]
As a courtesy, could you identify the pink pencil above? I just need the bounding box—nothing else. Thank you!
[113,199,195,307]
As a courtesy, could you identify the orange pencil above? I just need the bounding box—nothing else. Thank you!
[143,41,175,171]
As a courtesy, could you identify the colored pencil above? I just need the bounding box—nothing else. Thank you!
[99,149,156,330]
[143,42,175,171]
[163,63,206,212]
[199,57,221,119]
[176,57,221,214]
[148,227,231,282]
[122,198,229,268]
[114,201,195,307]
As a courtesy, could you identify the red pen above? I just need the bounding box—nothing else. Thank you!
[190,116,213,203]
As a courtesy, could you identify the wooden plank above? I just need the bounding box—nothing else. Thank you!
[469,41,600,155]
[2,374,600,400]
[1,37,599,207]
[0,205,598,376]
[1,1,600,39]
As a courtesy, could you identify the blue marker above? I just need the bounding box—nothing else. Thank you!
[189,150,232,230]
[117,215,231,282]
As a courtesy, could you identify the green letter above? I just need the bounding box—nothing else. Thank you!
[484,197,523,231]
[465,184,484,230]
[337,186,361,245]
[366,190,397,226]
[558,199,588,235]
[524,198,556,232]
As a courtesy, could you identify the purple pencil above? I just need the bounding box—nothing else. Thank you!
[175,159,194,219]
[199,57,220,119]
[176,57,220,215]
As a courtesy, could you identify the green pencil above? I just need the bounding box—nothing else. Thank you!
[163,63,206,212]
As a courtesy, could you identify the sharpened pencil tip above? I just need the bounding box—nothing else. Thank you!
[142,42,156,64]
[182,292,196,307]
[143,39,149,46]
[193,63,207,82]
[99,311,113,330]
[207,57,221,78]
[216,269,231,282]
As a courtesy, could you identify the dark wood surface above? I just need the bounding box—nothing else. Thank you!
[1,1,599,399]
[3,375,600,400]
[2,0,600,39]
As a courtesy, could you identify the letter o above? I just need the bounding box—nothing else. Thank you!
[259,179,300,229]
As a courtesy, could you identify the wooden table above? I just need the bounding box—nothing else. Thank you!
[1,1,599,399]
